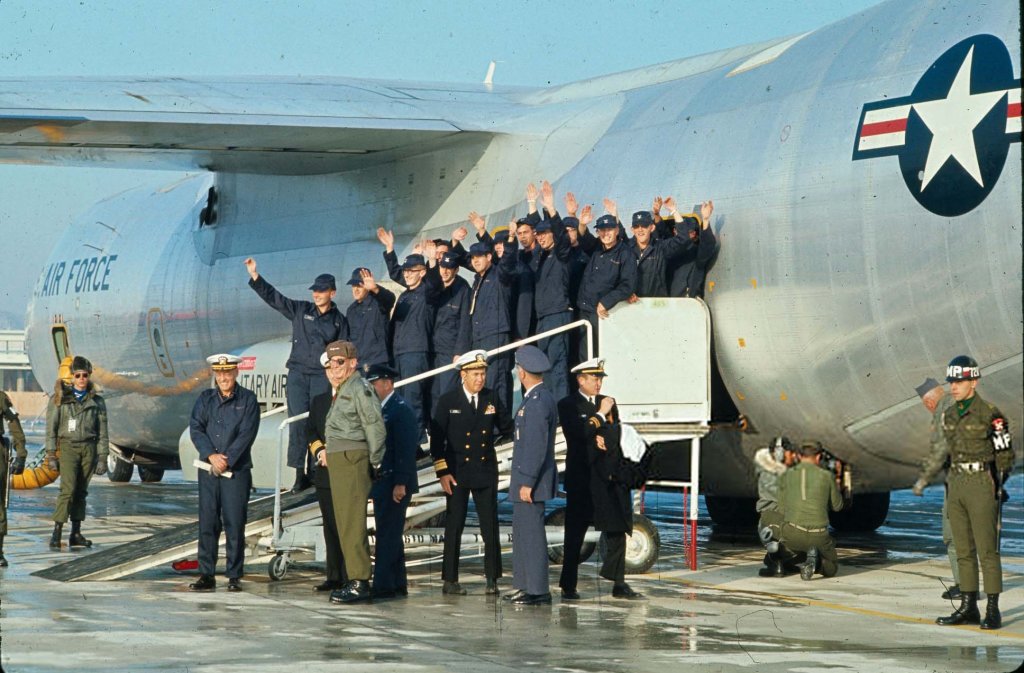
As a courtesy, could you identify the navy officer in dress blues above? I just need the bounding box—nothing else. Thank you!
[430,349,513,595]
[505,346,558,605]
[245,258,348,492]
[364,364,420,599]
[188,354,261,592]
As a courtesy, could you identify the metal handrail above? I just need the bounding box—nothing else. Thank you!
[270,318,594,545]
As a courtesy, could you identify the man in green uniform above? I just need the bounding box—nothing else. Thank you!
[931,355,1013,630]
[910,378,960,600]
[777,440,845,580]
[1,389,28,567]
[45,356,109,550]
[322,341,386,605]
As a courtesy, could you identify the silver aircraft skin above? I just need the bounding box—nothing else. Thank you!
[2,0,1020,504]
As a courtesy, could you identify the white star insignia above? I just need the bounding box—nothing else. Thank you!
[912,46,1005,191]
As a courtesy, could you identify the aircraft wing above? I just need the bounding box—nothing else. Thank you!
[0,36,794,175]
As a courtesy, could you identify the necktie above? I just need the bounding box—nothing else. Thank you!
[472,394,478,410]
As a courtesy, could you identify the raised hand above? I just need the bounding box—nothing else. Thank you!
[451,225,468,242]
[579,204,593,227]
[526,182,539,202]
[664,196,678,215]
[700,199,714,228]
[423,238,437,261]
[602,198,618,219]
[468,211,487,233]
[652,196,663,214]
[565,191,578,216]
[541,180,555,214]
[360,269,377,292]
[598,396,615,416]
[376,227,395,251]
[244,257,258,280]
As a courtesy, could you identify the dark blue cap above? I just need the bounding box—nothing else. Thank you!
[401,254,427,270]
[632,211,654,227]
[515,216,535,228]
[515,345,551,374]
[309,273,336,291]
[469,242,492,257]
[346,268,370,286]
[439,252,460,269]
[595,215,618,230]
[363,363,400,382]
[563,216,579,228]
[535,220,552,233]
[679,215,701,232]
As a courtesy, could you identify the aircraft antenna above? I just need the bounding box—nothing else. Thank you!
[483,61,496,88]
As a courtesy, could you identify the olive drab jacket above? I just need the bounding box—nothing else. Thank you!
[45,385,109,459]
[778,462,843,529]
[939,394,1014,474]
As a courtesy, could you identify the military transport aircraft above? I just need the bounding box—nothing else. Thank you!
[1,0,1019,529]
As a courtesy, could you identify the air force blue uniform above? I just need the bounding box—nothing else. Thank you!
[370,392,420,594]
[190,385,260,580]
[510,382,559,597]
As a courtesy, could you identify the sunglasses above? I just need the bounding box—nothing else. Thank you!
[329,357,347,366]
[73,372,90,379]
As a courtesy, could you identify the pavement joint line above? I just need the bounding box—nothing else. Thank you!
[650,573,1024,639]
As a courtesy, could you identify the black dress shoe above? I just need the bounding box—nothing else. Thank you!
[189,575,216,592]
[941,584,961,600]
[485,579,499,595]
[314,580,339,592]
[511,592,552,606]
[502,589,526,602]
[331,579,371,604]
[612,583,643,599]
[227,578,242,592]
[442,580,467,595]
[290,471,311,493]
[68,532,92,548]
[561,588,581,600]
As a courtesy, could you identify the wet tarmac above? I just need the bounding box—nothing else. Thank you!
[1,473,1022,673]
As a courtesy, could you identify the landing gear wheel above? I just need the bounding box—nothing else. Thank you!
[268,552,289,581]
[829,492,890,532]
[600,513,660,574]
[138,466,164,483]
[705,495,758,529]
[545,507,595,565]
[107,454,134,483]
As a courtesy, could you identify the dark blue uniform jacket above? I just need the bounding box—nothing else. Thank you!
[190,385,260,471]
[384,250,437,355]
[430,387,512,489]
[577,234,637,315]
[371,392,421,500]
[426,267,472,356]
[510,384,558,502]
[347,287,396,367]
[249,275,349,374]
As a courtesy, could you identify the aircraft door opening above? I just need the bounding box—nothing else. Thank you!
[146,308,176,378]
[51,323,70,362]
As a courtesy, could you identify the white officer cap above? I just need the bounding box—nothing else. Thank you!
[571,358,607,377]
[455,350,489,371]
[206,353,242,371]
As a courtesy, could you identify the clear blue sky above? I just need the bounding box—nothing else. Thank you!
[0,0,882,323]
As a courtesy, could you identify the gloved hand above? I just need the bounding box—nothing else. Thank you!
[10,455,26,475]
[46,454,59,472]
[94,458,108,476]
[911,478,927,497]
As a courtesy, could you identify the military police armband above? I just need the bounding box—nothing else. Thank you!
[990,416,1012,452]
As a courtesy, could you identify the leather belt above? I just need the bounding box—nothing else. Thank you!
[951,461,990,473]
[787,523,827,533]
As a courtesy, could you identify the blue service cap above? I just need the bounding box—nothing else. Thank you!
[594,214,618,230]
[515,216,535,228]
[363,363,400,382]
[535,220,552,233]
[346,267,370,286]
[401,254,427,270]
[632,211,654,227]
[468,241,492,257]
[309,273,336,291]
[439,252,460,269]
[515,345,551,374]
[679,214,702,232]
[562,216,579,228]
[914,377,942,398]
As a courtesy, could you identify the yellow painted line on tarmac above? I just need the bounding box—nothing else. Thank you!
[650,563,1024,640]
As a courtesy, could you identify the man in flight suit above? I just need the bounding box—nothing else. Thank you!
[188,354,260,592]
[776,440,845,580]
[430,350,512,596]
[1,389,27,566]
[246,258,348,492]
[931,356,1013,630]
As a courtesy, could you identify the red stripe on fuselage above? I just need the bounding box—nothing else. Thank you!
[860,118,907,137]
